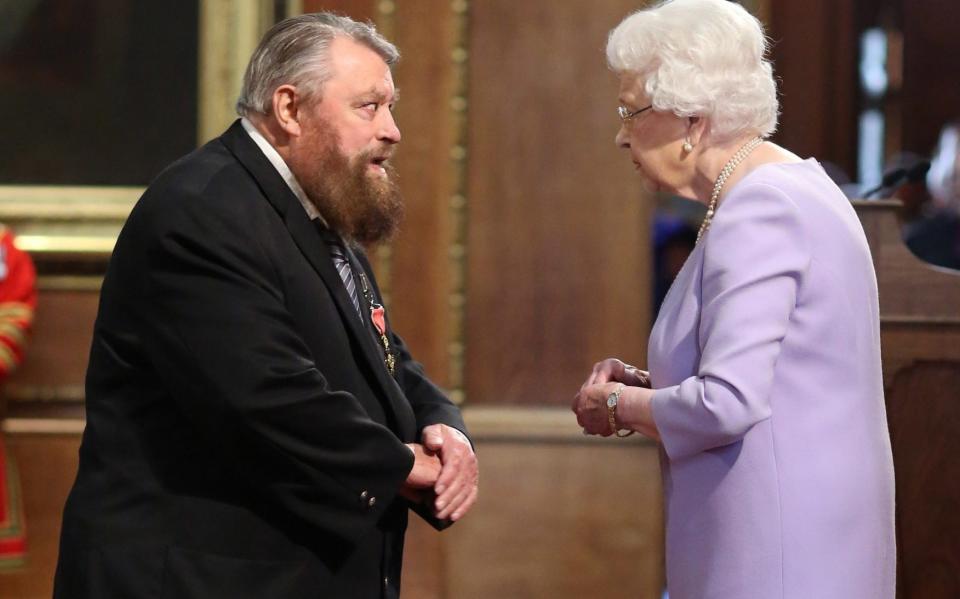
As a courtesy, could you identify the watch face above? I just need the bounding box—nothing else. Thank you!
[607,394,617,408]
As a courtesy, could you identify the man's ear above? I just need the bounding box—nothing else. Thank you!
[273,85,302,137]
[687,116,708,147]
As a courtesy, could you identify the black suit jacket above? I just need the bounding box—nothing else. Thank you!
[53,121,466,599]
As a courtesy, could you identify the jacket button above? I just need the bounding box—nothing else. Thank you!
[368,496,377,507]
[360,490,368,501]
[383,576,390,588]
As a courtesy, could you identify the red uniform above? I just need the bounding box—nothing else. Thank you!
[0,226,36,568]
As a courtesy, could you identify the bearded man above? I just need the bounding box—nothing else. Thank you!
[53,14,477,599]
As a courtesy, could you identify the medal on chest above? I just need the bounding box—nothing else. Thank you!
[369,302,396,375]
[358,271,396,375]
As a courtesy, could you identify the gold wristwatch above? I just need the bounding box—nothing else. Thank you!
[606,384,635,438]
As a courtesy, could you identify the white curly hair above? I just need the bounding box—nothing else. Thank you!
[606,0,779,142]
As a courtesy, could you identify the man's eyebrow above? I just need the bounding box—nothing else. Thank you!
[356,87,400,104]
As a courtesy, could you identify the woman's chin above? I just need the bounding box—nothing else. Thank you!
[639,176,662,194]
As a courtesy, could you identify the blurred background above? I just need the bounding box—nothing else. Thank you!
[0,0,958,597]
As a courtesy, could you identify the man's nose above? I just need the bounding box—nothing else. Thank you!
[378,109,401,144]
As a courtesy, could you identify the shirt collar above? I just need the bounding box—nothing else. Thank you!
[240,117,326,225]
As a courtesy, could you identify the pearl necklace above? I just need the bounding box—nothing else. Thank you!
[695,136,764,244]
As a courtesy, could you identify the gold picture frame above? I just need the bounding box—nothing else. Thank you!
[0,1,294,274]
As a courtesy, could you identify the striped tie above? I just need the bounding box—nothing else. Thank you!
[319,229,362,318]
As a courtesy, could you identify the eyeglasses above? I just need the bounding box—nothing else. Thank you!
[618,104,653,122]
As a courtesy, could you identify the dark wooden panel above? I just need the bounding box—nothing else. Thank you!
[401,517,445,599]
[465,0,651,405]
[0,412,668,599]
[302,0,375,21]
[901,0,960,154]
[886,361,960,598]
[387,0,459,387]
[0,1,199,186]
[5,289,99,407]
[445,418,664,598]
[0,434,80,599]
[856,201,960,325]
[856,201,960,599]
[768,0,858,175]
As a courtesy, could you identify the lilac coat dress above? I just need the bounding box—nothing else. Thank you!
[648,160,896,599]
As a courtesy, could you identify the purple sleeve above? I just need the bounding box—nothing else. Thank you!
[651,183,812,460]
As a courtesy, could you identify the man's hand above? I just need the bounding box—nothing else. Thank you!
[421,424,478,522]
[401,443,441,503]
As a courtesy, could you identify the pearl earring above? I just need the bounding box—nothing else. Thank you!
[682,139,693,153]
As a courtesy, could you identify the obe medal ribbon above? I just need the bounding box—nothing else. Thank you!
[370,303,396,375]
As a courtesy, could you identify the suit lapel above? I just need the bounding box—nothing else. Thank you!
[344,246,417,441]
[219,121,415,439]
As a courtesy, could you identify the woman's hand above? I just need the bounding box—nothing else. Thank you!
[572,381,621,436]
[572,382,661,441]
[583,358,651,388]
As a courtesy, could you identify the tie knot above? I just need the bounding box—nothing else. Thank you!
[315,222,348,256]
[326,240,347,261]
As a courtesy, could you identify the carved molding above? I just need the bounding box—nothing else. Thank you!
[462,406,655,445]
[2,418,86,435]
[4,384,85,403]
[447,0,469,405]
[372,0,398,307]
[0,406,657,444]
[0,186,138,258]
[197,0,276,144]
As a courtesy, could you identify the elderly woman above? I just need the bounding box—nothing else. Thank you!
[571,1,896,597]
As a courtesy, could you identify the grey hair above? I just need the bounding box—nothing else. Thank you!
[927,122,960,212]
[236,13,399,117]
[606,0,779,142]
